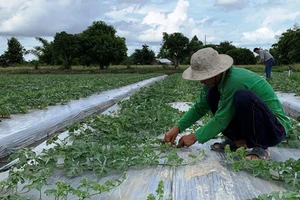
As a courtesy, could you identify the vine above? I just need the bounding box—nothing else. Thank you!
[1,73,300,199]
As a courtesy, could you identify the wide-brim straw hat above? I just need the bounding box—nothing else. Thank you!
[182,47,233,81]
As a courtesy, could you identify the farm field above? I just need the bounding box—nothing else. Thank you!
[0,73,162,117]
[0,70,300,117]
[268,72,300,95]
[0,71,300,199]
[1,63,300,75]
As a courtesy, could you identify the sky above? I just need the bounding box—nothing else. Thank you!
[0,0,300,61]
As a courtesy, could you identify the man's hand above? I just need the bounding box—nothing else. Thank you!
[177,133,197,148]
[163,126,179,145]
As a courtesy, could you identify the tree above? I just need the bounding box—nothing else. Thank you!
[157,48,169,59]
[227,48,256,65]
[0,54,9,67]
[216,41,236,54]
[203,44,219,50]
[178,35,204,64]
[188,35,203,56]
[270,27,300,65]
[161,32,189,67]
[80,21,127,69]
[26,37,55,65]
[52,31,81,69]
[3,37,24,64]
[131,44,155,65]
[120,56,134,68]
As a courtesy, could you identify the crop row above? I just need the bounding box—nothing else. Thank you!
[0,73,203,199]
[0,73,161,116]
[1,72,300,117]
[0,72,300,199]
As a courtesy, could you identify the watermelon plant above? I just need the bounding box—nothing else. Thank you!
[0,73,161,117]
[0,72,299,199]
[0,74,204,199]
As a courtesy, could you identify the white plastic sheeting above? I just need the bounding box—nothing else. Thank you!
[0,75,167,159]
[1,102,300,199]
[276,92,300,119]
[3,139,299,200]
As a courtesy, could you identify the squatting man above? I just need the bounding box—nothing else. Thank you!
[163,47,291,160]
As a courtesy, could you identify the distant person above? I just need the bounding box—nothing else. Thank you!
[253,47,275,79]
[163,47,291,160]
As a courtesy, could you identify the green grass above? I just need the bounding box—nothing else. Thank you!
[1,63,300,74]
[238,64,300,72]
[261,72,300,95]
[0,64,187,74]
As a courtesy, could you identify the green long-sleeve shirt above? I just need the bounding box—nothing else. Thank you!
[176,66,292,143]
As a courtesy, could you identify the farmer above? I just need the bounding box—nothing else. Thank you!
[253,47,275,79]
[163,47,291,160]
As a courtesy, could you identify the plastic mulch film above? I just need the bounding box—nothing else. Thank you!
[0,75,167,159]
[276,92,300,119]
[1,100,300,199]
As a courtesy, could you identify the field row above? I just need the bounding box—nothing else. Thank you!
[1,73,300,199]
[0,73,161,116]
[0,73,201,199]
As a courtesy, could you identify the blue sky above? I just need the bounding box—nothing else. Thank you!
[0,0,299,61]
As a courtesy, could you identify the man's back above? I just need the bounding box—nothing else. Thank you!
[224,67,291,132]
[259,49,273,62]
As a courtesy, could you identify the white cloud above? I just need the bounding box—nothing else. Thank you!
[262,8,300,26]
[138,0,189,42]
[166,0,189,23]
[214,0,248,10]
[0,0,25,9]
[104,6,139,22]
[116,0,150,5]
[215,0,241,5]
[142,11,165,26]
[136,5,171,15]
[0,0,105,36]
[242,27,275,42]
[1,0,300,58]
[0,1,37,33]
[116,29,131,38]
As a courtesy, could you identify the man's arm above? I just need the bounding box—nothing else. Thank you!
[259,50,265,63]
[164,86,209,145]
[175,87,210,132]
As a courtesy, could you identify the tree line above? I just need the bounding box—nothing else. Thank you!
[0,21,299,69]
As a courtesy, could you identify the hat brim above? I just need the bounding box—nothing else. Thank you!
[182,54,233,81]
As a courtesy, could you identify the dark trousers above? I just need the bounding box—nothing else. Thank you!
[265,58,275,78]
[206,87,286,149]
